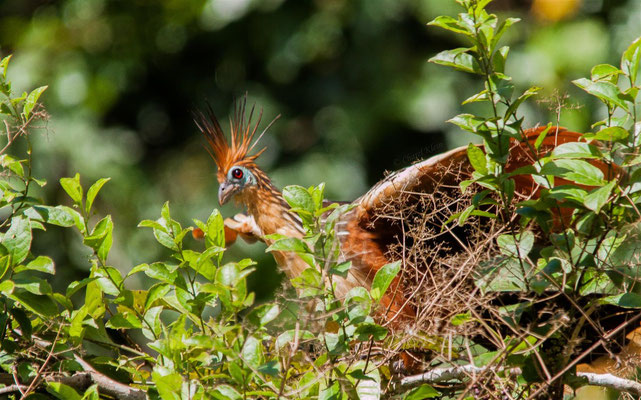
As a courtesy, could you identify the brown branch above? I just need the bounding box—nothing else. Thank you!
[0,384,29,395]
[57,355,146,400]
[399,365,641,396]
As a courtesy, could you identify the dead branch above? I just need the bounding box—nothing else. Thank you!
[399,365,641,396]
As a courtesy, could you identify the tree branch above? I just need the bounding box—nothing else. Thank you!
[399,365,641,396]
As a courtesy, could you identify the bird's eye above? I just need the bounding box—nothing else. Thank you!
[232,168,243,180]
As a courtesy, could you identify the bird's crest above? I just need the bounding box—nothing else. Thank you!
[195,96,278,181]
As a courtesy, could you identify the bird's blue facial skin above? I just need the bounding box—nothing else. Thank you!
[219,165,255,205]
[227,166,255,188]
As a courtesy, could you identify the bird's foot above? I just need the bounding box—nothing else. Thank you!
[224,213,262,245]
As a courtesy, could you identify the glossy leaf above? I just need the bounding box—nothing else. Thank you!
[403,384,440,400]
[540,159,605,186]
[429,48,482,75]
[83,216,113,264]
[3,216,32,265]
[60,173,83,205]
[85,178,110,215]
[22,85,47,120]
[15,255,55,274]
[584,180,616,213]
[467,144,487,174]
[370,260,401,303]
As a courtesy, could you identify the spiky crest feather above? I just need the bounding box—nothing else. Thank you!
[194,96,277,182]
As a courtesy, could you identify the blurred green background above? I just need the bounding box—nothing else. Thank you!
[1,0,639,301]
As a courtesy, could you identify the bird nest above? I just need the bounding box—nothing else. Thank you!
[369,157,511,362]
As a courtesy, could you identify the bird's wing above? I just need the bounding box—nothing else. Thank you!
[349,126,608,228]
[334,127,613,324]
[353,145,470,224]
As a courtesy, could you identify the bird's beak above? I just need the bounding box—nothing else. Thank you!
[218,181,238,205]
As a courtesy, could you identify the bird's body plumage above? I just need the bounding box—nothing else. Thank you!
[195,101,617,326]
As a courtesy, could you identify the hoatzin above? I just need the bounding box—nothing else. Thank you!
[194,100,614,318]
[194,100,641,378]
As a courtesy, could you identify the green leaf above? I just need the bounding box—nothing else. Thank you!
[505,87,540,121]
[476,257,528,293]
[548,185,589,204]
[550,142,603,159]
[583,126,629,142]
[106,309,142,329]
[450,312,472,326]
[457,204,475,226]
[22,85,47,120]
[83,216,113,264]
[540,159,605,186]
[601,293,641,308]
[492,17,520,48]
[497,231,534,258]
[621,36,641,83]
[572,78,632,110]
[247,303,279,327]
[3,216,32,265]
[10,290,58,317]
[429,48,482,75]
[319,381,341,400]
[211,385,242,400]
[205,209,225,252]
[266,237,311,253]
[447,113,486,133]
[467,144,487,174]
[0,154,25,177]
[330,260,352,278]
[15,255,55,274]
[346,286,372,321]
[242,336,264,368]
[0,54,11,80]
[492,46,509,74]
[591,64,622,83]
[85,178,110,215]
[257,360,279,377]
[584,180,616,213]
[354,323,388,341]
[10,306,31,338]
[533,124,552,151]
[60,173,83,205]
[152,371,183,400]
[0,255,9,281]
[427,16,472,35]
[93,266,122,296]
[142,306,163,340]
[0,279,14,295]
[14,277,52,295]
[283,185,315,213]
[81,385,100,400]
[145,283,170,311]
[46,382,82,400]
[25,205,83,229]
[402,384,440,399]
[66,277,97,298]
[145,262,178,285]
[370,261,401,303]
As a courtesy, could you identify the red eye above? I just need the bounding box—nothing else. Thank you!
[232,168,243,179]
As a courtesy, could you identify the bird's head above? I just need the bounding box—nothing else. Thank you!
[195,98,278,206]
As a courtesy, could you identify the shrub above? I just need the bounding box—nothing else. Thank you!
[0,0,641,399]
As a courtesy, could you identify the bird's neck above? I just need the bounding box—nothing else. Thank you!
[245,183,303,239]
[240,183,309,279]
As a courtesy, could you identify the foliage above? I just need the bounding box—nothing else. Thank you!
[1,0,638,293]
[1,0,641,399]
[426,0,641,397]
[0,54,404,398]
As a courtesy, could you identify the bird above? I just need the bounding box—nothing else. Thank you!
[193,98,618,329]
